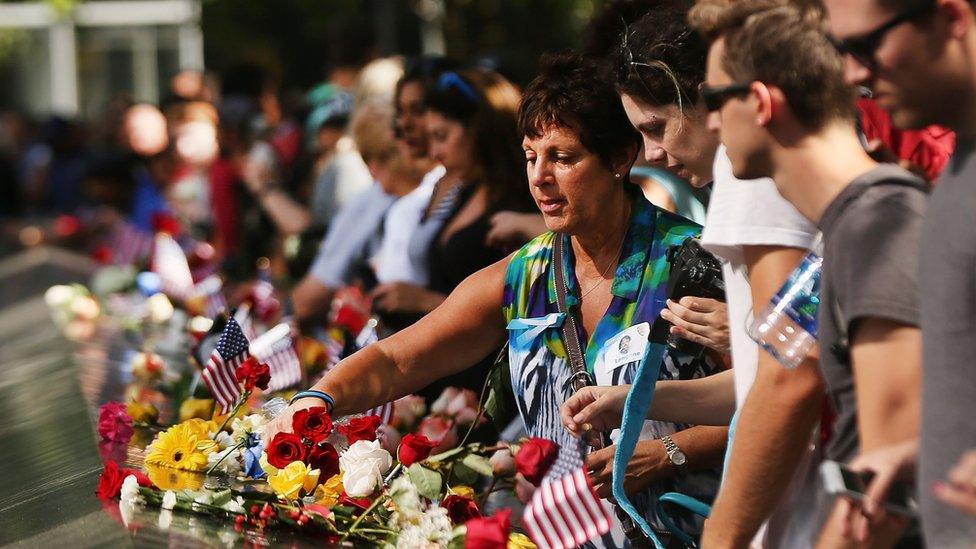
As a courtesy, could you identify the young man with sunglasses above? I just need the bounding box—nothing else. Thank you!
[824,0,976,545]
[693,1,928,546]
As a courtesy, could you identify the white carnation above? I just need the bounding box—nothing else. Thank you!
[231,414,267,441]
[396,507,453,548]
[207,446,243,475]
[389,476,424,525]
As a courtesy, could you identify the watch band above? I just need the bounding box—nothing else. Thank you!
[662,435,683,465]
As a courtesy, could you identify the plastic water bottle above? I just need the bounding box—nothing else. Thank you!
[749,252,822,369]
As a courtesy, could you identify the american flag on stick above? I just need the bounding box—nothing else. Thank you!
[234,304,258,341]
[202,317,250,413]
[152,233,194,300]
[522,467,613,549]
[250,322,302,392]
[364,402,394,425]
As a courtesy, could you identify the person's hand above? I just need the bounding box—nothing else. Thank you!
[585,441,671,498]
[560,386,630,440]
[260,397,325,447]
[369,282,444,314]
[486,211,545,251]
[934,448,976,516]
[839,439,918,542]
[659,297,731,354]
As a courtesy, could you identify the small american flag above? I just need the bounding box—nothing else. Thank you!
[202,317,250,413]
[364,402,394,425]
[194,275,227,319]
[522,467,613,549]
[251,322,302,392]
[111,221,154,266]
[153,233,194,300]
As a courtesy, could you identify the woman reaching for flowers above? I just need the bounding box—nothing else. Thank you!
[263,53,727,544]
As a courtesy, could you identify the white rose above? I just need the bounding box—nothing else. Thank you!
[147,293,174,324]
[430,387,460,415]
[45,285,76,309]
[340,440,392,497]
[161,490,177,511]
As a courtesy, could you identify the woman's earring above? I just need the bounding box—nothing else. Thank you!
[614,173,622,179]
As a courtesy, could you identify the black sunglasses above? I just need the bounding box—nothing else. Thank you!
[828,0,935,71]
[699,82,752,112]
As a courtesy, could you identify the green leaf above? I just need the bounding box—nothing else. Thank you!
[450,462,479,486]
[426,446,466,463]
[461,454,493,477]
[210,489,233,506]
[484,346,518,432]
[406,463,444,500]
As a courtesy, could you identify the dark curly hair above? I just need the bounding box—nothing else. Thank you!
[612,5,708,110]
[518,52,640,169]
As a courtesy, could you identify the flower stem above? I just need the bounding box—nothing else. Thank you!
[205,438,248,476]
[342,494,387,541]
[215,390,250,434]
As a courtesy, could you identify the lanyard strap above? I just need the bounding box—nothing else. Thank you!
[553,234,596,393]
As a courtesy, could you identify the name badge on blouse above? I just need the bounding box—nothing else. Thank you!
[602,322,650,376]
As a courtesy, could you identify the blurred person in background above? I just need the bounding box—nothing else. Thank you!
[369,67,539,402]
[292,98,428,326]
[166,101,220,237]
[121,104,172,233]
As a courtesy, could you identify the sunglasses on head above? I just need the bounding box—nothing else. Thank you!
[698,82,752,112]
[828,0,935,71]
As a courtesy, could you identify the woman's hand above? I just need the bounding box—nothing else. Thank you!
[838,439,918,542]
[585,441,670,498]
[660,297,731,354]
[260,397,325,447]
[560,386,630,438]
[370,282,445,314]
[934,448,976,517]
[486,211,547,251]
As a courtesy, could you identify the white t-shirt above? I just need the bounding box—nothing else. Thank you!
[701,146,820,549]
[372,166,446,285]
[701,146,818,408]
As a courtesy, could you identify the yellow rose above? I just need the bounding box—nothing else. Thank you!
[314,474,344,506]
[126,401,158,424]
[508,533,537,549]
[179,398,214,422]
[259,452,279,477]
[268,461,320,501]
[450,485,476,501]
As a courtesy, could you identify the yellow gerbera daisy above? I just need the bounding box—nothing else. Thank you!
[145,422,211,471]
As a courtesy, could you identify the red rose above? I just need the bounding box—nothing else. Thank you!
[338,415,381,444]
[515,438,559,486]
[292,407,333,442]
[91,246,114,265]
[151,212,181,236]
[442,494,482,524]
[96,461,153,499]
[235,357,271,392]
[97,401,134,444]
[266,432,306,468]
[307,443,340,478]
[397,433,438,466]
[464,508,511,549]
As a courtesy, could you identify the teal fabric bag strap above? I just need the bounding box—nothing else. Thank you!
[612,341,669,549]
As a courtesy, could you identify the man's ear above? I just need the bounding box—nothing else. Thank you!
[941,0,975,40]
[751,81,778,127]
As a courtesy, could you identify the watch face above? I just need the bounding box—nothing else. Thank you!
[671,450,687,467]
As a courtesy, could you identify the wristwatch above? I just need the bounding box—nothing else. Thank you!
[661,435,687,469]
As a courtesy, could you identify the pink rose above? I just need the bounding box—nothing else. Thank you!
[392,395,427,430]
[417,416,458,453]
[431,387,481,426]
[377,424,402,456]
[97,402,134,444]
[489,447,516,476]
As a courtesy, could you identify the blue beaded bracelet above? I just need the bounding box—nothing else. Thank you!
[290,390,335,412]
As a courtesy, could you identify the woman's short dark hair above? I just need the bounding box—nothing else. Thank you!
[518,52,639,169]
[613,5,708,109]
